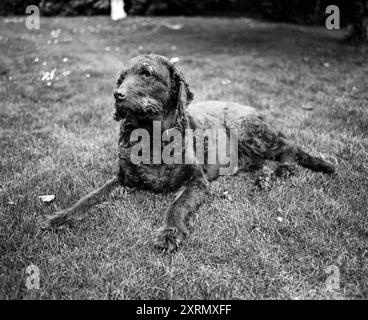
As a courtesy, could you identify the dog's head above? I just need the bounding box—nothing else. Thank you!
[113,54,193,127]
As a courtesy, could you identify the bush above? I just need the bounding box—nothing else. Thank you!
[39,0,110,16]
[123,0,328,23]
[124,0,246,16]
[0,0,41,16]
[0,0,110,16]
[0,0,366,43]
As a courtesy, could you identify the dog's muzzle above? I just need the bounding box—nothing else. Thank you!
[114,99,164,123]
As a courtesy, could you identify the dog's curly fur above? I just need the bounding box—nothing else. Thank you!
[43,54,335,252]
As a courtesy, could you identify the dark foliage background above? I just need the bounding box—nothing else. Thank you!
[0,0,367,41]
[124,0,365,26]
[0,0,110,16]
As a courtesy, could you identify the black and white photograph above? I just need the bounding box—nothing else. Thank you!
[0,0,367,301]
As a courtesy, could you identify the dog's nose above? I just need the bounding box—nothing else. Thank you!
[114,91,127,102]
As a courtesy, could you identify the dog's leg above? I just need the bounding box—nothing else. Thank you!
[255,142,335,189]
[295,147,335,174]
[254,160,281,189]
[274,146,298,177]
[41,176,121,229]
[154,177,208,252]
[276,144,335,175]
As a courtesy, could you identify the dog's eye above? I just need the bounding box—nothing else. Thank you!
[141,70,152,78]
[140,67,153,78]
[117,74,125,86]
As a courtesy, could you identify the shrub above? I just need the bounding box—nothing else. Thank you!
[39,0,110,16]
[0,0,41,16]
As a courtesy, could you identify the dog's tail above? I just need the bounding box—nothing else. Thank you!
[296,147,335,174]
[41,176,121,229]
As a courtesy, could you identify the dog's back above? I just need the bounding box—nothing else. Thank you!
[187,101,261,131]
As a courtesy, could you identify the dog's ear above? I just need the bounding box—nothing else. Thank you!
[172,70,194,115]
[161,57,193,117]
[113,69,126,121]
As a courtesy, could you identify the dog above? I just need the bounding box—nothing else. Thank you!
[42,54,335,252]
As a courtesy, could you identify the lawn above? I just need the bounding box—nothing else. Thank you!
[0,16,367,300]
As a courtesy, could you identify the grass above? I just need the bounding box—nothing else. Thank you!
[0,16,367,300]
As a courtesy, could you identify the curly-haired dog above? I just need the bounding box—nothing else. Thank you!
[43,54,334,251]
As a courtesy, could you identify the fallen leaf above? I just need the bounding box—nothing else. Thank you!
[170,57,180,63]
[301,103,314,111]
[39,195,55,202]
[163,23,183,30]
[41,69,56,82]
[50,29,61,38]
[222,190,233,201]
[221,79,232,85]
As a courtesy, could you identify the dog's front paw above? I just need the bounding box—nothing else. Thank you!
[275,163,296,177]
[154,227,185,253]
[254,169,273,190]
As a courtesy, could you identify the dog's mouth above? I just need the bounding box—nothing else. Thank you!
[114,100,164,124]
